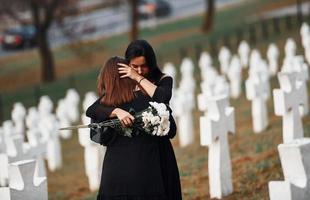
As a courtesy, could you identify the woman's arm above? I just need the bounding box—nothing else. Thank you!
[118,63,173,103]
[151,76,173,104]
[86,97,115,121]
[86,97,134,127]
[133,75,173,103]
[118,63,157,97]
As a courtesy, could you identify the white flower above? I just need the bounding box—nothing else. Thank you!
[142,112,153,128]
[157,125,164,136]
[149,102,169,116]
[94,102,171,138]
[152,126,158,135]
[162,121,170,135]
[159,117,170,135]
[150,116,160,125]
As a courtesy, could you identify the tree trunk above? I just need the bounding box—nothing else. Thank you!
[296,0,303,24]
[37,29,55,82]
[129,0,138,41]
[30,0,57,82]
[202,0,214,32]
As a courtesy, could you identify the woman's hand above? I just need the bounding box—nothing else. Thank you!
[118,63,142,81]
[112,108,135,127]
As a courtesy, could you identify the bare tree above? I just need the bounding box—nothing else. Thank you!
[30,0,62,82]
[202,0,215,32]
[0,0,69,82]
[0,0,138,82]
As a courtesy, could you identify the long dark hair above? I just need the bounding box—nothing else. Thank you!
[125,39,164,83]
[98,56,136,106]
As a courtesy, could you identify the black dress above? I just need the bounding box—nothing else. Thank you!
[86,77,182,200]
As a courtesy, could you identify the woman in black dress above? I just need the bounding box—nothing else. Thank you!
[88,56,179,199]
[86,40,182,200]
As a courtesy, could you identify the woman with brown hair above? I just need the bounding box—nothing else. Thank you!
[90,56,181,200]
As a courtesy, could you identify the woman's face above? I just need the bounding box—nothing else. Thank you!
[129,56,150,77]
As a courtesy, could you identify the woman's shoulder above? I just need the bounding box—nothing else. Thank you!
[157,75,173,84]
[160,74,172,81]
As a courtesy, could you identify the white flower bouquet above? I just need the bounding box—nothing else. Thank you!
[89,102,171,137]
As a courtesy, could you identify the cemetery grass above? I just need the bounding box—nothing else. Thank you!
[47,13,310,198]
[47,78,310,200]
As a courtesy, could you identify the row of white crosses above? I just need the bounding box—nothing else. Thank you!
[1,103,47,185]
[220,41,274,134]
[239,39,280,77]
[269,24,310,199]
[38,95,62,172]
[78,92,106,192]
[35,89,80,172]
[162,25,310,199]
[269,72,309,199]
[198,51,235,198]
[198,36,307,199]
[0,103,48,199]
[198,52,230,113]
[0,88,82,199]
[56,89,81,139]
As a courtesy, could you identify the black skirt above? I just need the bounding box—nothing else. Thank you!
[89,91,182,200]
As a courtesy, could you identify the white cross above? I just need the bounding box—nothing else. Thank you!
[0,127,6,153]
[218,46,231,74]
[267,43,279,76]
[245,74,269,133]
[269,138,310,200]
[227,55,242,99]
[0,159,48,200]
[238,40,250,68]
[199,96,235,199]
[294,59,309,116]
[273,72,304,143]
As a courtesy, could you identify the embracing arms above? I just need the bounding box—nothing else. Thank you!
[86,76,173,121]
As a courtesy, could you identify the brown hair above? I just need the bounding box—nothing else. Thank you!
[98,56,136,106]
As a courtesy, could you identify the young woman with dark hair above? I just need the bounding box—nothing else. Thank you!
[86,40,182,200]
[124,39,163,83]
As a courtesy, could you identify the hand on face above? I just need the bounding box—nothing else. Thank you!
[117,63,141,81]
[118,56,149,81]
